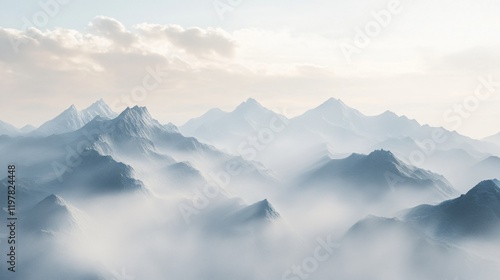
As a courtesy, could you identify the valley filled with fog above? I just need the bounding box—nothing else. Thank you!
[1,98,500,280]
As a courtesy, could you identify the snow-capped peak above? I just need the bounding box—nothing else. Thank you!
[82,98,116,120]
[65,104,78,114]
[117,106,153,122]
[113,106,163,138]
[33,100,117,136]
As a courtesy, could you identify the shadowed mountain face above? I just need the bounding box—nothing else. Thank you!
[224,199,280,225]
[404,180,500,241]
[333,180,500,279]
[21,194,82,234]
[298,149,456,200]
[190,197,281,229]
[49,150,147,198]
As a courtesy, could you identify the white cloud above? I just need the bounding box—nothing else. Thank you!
[88,16,137,49]
[137,23,236,58]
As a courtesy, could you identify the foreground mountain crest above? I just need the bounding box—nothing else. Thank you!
[404,179,500,240]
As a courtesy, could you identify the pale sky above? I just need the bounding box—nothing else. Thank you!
[0,0,499,139]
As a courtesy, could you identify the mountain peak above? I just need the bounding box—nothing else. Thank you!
[360,150,410,178]
[380,110,398,117]
[116,106,155,124]
[466,180,500,198]
[83,99,116,119]
[119,106,151,119]
[36,194,68,209]
[324,97,346,105]
[405,179,500,240]
[206,107,225,115]
[222,198,281,228]
[256,198,270,207]
[164,122,179,133]
[366,149,397,161]
[300,97,363,124]
[114,106,163,137]
[22,194,80,234]
[318,97,350,110]
[249,199,280,220]
[233,98,265,114]
[246,97,259,104]
[87,98,106,109]
[66,105,78,113]
[306,147,458,198]
[20,124,36,133]
[33,100,117,136]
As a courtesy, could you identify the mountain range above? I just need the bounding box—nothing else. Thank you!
[1,98,500,280]
[180,98,500,184]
